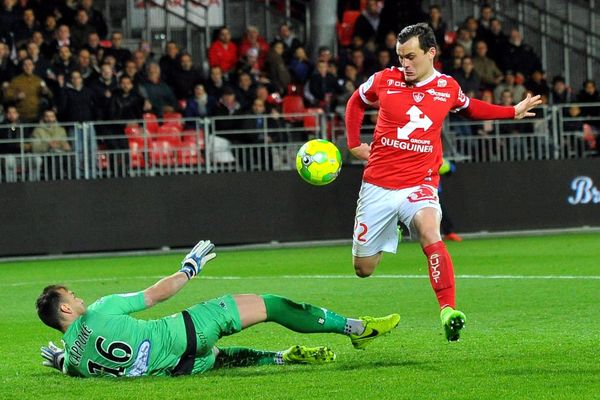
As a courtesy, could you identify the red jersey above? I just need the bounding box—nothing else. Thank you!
[357,67,468,190]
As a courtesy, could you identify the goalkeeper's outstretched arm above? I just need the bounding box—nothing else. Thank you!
[143,240,216,307]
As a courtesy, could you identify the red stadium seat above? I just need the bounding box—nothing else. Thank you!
[150,139,176,166]
[176,129,205,166]
[303,107,323,132]
[143,113,160,134]
[125,126,148,168]
[337,10,361,47]
[444,31,457,46]
[156,124,182,145]
[282,94,306,123]
[178,99,187,110]
[162,112,184,131]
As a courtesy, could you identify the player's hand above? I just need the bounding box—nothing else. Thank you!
[514,93,542,119]
[349,143,371,161]
[41,341,65,372]
[179,240,216,279]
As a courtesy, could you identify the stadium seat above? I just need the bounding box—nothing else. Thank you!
[175,129,204,166]
[156,124,182,145]
[150,139,176,167]
[162,112,184,131]
[282,94,306,123]
[143,113,160,134]
[444,31,457,46]
[178,99,187,110]
[337,10,360,47]
[303,107,324,132]
[125,125,148,168]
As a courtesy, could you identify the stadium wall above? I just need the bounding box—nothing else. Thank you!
[1,159,598,256]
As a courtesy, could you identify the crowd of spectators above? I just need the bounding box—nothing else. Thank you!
[0,0,599,166]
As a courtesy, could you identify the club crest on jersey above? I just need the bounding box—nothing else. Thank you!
[437,78,447,87]
[413,92,425,103]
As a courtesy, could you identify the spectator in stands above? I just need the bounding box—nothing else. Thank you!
[88,63,117,124]
[336,63,359,115]
[274,23,301,63]
[238,25,270,70]
[27,41,52,82]
[264,40,291,95]
[304,60,339,111]
[204,65,227,98]
[442,43,465,74]
[472,40,502,89]
[253,83,278,114]
[353,0,382,44]
[485,18,508,69]
[79,0,107,39]
[75,48,98,85]
[208,26,238,76]
[132,49,149,82]
[0,42,17,83]
[348,48,368,83]
[158,40,180,87]
[213,86,242,134]
[0,0,20,33]
[525,69,549,99]
[493,70,525,105]
[137,39,155,63]
[427,5,447,51]
[107,75,148,150]
[31,108,71,153]
[13,8,41,47]
[317,46,333,64]
[170,52,203,101]
[455,26,473,56]
[549,75,572,104]
[576,79,600,129]
[368,48,393,76]
[120,59,142,90]
[452,56,480,97]
[478,4,494,32]
[498,89,519,135]
[289,46,312,84]
[41,14,57,44]
[102,31,131,72]
[70,8,96,50]
[234,71,255,111]
[139,62,177,118]
[4,58,52,122]
[463,16,480,43]
[52,45,77,85]
[48,25,76,60]
[83,31,102,61]
[0,105,24,182]
[502,28,541,78]
[184,83,215,125]
[238,97,283,170]
[475,90,495,137]
[58,70,95,122]
[381,31,399,62]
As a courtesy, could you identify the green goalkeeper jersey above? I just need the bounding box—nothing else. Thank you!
[62,292,188,377]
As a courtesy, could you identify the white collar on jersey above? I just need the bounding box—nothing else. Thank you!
[397,67,441,87]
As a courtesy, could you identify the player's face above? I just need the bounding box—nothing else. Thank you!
[60,288,86,315]
[396,37,435,83]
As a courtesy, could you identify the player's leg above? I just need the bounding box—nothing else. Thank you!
[412,206,466,341]
[352,182,401,277]
[233,294,400,350]
[213,345,336,368]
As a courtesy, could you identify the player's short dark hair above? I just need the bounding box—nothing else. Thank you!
[397,23,437,52]
[36,285,67,331]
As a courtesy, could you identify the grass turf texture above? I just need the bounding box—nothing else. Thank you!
[1,233,599,399]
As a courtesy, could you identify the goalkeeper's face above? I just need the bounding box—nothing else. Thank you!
[60,288,86,316]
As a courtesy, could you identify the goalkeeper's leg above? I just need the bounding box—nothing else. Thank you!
[214,345,336,368]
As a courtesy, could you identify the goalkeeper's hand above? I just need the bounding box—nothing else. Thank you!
[41,341,65,372]
[179,240,216,279]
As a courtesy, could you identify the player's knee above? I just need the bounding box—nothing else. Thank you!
[353,260,376,278]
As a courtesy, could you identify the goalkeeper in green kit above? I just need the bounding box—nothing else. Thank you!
[36,240,400,378]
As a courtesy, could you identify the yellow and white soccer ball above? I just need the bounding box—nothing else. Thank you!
[295,139,342,186]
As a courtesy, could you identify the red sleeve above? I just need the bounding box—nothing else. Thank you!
[345,90,368,149]
[459,98,515,120]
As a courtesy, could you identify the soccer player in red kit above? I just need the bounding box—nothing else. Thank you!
[345,23,542,341]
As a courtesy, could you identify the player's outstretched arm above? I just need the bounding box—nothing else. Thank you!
[514,93,543,119]
[143,240,216,307]
[41,341,66,374]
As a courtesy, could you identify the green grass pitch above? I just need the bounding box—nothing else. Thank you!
[1,233,599,399]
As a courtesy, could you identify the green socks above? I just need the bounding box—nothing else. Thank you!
[260,294,348,334]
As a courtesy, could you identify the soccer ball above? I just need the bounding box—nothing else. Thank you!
[296,139,342,186]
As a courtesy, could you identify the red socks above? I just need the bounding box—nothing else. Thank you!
[423,241,456,309]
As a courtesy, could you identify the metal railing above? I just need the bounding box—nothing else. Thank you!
[0,104,598,183]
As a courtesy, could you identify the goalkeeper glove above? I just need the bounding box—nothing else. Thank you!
[41,341,65,373]
[179,240,216,279]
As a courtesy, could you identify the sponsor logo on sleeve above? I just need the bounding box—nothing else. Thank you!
[437,78,447,87]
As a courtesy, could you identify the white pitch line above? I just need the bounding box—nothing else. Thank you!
[3,274,600,288]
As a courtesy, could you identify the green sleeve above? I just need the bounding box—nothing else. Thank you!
[88,292,147,315]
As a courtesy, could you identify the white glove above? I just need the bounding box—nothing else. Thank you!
[179,240,216,279]
[41,341,65,372]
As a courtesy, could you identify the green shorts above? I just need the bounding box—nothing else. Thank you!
[185,295,243,374]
